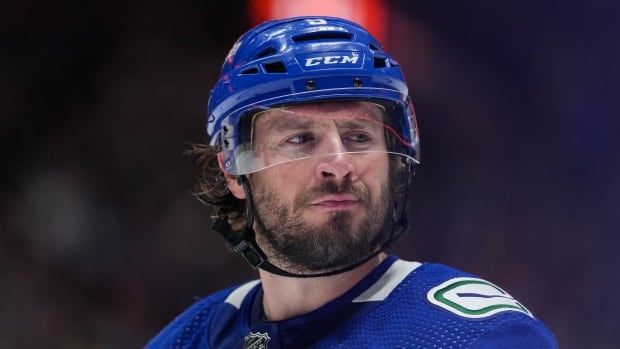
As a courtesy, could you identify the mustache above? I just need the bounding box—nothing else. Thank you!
[294,177,370,210]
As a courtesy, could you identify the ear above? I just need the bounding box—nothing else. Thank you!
[217,153,246,199]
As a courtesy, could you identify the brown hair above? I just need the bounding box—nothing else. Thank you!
[185,142,247,230]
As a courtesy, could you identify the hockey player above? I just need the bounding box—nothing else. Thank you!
[147,17,558,348]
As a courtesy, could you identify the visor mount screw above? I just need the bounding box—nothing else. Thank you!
[353,77,362,87]
[305,80,315,91]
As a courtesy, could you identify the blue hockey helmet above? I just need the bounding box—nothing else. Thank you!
[207,16,420,175]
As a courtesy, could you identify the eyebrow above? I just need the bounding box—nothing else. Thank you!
[257,106,385,133]
[269,116,316,132]
[335,119,374,130]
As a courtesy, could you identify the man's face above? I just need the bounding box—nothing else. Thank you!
[248,101,391,273]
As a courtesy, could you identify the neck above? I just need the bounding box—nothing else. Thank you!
[258,252,388,321]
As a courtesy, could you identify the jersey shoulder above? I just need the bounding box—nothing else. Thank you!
[144,283,242,349]
[395,262,559,348]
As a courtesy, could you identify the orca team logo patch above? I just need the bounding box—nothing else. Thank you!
[243,332,270,349]
[427,277,533,319]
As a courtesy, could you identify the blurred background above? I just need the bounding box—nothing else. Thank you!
[2,0,619,347]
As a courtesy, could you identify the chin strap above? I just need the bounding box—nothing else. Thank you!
[388,159,416,244]
[212,170,413,278]
[211,212,383,278]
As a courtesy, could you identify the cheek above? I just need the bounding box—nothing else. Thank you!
[254,163,302,201]
[357,155,389,199]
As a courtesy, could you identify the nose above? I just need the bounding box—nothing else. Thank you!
[315,133,355,181]
[316,152,354,180]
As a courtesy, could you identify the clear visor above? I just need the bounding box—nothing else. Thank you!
[222,101,419,175]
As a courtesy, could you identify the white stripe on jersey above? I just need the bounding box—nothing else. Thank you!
[224,280,260,309]
[352,260,421,303]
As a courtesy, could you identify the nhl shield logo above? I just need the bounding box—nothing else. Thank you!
[243,332,270,349]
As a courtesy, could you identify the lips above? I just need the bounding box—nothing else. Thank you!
[310,194,360,207]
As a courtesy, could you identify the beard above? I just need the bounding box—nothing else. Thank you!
[249,175,391,274]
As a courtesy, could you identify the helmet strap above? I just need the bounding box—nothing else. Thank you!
[211,175,267,269]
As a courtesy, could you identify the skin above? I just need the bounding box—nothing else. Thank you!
[219,101,391,321]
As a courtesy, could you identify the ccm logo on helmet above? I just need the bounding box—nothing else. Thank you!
[297,52,363,71]
[304,54,359,67]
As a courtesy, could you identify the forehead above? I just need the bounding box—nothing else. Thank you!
[253,101,385,129]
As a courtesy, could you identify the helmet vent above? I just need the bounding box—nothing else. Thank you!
[240,67,259,75]
[263,61,287,73]
[292,31,353,43]
[374,57,387,68]
[369,43,380,50]
[254,46,277,59]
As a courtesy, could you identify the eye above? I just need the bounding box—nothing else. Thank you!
[343,131,373,151]
[345,132,371,143]
[285,132,315,145]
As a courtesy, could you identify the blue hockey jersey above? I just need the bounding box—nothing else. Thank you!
[146,256,558,348]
